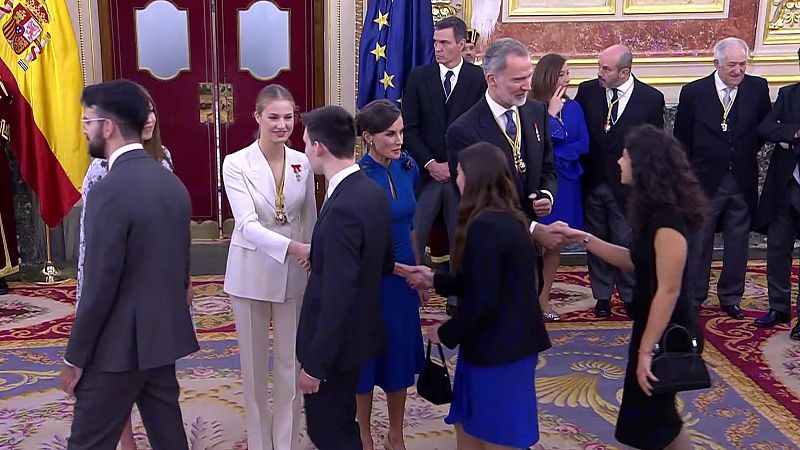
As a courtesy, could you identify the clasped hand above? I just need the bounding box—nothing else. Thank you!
[395,263,434,290]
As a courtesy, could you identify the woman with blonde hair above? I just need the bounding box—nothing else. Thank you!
[222,84,316,450]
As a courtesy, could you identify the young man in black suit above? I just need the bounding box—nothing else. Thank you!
[446,38,562,252]
[402,16,486,314]
[575,44,665,318]
[61,80,198,450]
[296,106,394,449]
[673,37,771,320]
[754,76,800,333]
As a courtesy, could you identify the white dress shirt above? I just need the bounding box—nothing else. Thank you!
[440,58,464,97]
[326,164,360,198]
[108,143,144,169]
[606,75,635,122]
[484,92,554,206]
[714,71,739,107]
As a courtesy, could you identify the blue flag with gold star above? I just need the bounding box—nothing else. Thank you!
[356,0,434,108]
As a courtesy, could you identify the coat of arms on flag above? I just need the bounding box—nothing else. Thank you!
[0,0,51,70]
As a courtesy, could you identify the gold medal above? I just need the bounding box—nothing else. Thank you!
[604,122,611,133]
[721,122,728,132]
[275,207,288,225]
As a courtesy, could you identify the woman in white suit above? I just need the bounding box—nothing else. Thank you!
[222,84,316,450]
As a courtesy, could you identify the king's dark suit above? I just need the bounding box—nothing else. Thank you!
[446,97,557,220]
[756,83,800,316]
[575,77,665,306]
[296,169,393,449]
[673,73,771,307]
[65,148,198,450]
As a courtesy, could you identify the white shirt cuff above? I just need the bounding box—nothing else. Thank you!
[423,159,435,169]
[529,221,538,234]
[64,358,78,368]
[540,190,554,204]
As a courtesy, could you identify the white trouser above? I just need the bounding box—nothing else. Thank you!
[230,296,302,450]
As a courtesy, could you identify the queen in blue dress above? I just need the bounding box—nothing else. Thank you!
[530,54,590,321]
[354,99,425,450]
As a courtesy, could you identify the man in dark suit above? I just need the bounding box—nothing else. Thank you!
[60,80,198,450]
[575,44,665,318]
[403,16,486,314]
[297,106,394,449]
[447,38,562,251]
[754,79,800,333]
[673,37,771,320]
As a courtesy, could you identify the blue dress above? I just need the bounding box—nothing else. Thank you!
[356,152,425,394]
[539,99,589,230]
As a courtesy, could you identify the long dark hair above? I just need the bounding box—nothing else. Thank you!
[530,53,567,104]
[453,143,528,270]
[139,86,166,163]
[625,125,708,232]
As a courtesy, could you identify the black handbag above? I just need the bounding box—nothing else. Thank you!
[416,340,452,405]
[649,324,711,395]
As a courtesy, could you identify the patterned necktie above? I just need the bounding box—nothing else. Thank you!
[504,110,517,141]
[444,71,454,99]
[722,87,732,108]
[610,88,619,123]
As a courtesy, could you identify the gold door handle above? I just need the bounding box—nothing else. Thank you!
[198,83,234,124]
[220,83,233,125]
[199,82,213,124]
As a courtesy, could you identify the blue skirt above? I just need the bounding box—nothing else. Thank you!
[356,274,425,394]
[445,352,539,448]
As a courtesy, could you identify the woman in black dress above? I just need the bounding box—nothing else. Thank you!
[556,125,708,450]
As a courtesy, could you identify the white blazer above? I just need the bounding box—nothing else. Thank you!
[222,142,317,302]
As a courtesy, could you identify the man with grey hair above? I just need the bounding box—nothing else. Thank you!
[673,37,771,320]
[575,44,665,318]
[446,37,560,285]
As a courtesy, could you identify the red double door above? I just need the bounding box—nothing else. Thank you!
[103,0,318,223]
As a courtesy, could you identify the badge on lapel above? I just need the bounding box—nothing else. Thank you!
[291,164,303,181]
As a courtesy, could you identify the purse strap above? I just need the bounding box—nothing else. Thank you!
[426,340,451,380]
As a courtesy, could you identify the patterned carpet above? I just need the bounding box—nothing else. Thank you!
[1,262,799,449]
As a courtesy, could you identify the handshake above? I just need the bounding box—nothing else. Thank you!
[395,263,435,291]
[534,221,590,249]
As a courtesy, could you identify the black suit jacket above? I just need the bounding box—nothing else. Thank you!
[446,97,557,219]
[575,77,665,202]
[65,149,199,371]
[673,73,771,219]
[755,83,800,233]
[434,212,551,365]
[402,62,486,176]
[296,170,394,380]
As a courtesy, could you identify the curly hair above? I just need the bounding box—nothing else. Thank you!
[453,142,528,271]
[624,125,708,232]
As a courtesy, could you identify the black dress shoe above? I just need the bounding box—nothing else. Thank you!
[721,305,744,319]
[0,277,8,295]
[754,309,791,327]
[594,299,611,318]
[790,324,800,341]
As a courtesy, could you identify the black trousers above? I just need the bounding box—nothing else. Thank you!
[584,183,635,302]
[303,367,362,450]
[767,180,800,314]
[689,173,750,307]
[68,364,188,450]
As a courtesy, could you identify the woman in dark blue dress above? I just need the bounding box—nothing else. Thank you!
[530,53,589,321]
[404,142,551,449]
[354,99,425,450]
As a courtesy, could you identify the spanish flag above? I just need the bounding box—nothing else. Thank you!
[0,0,87,227]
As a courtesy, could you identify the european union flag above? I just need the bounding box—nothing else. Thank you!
[356,0,434,108]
